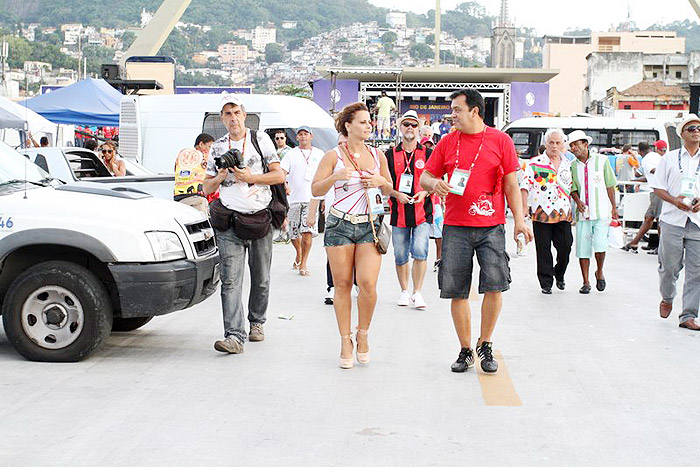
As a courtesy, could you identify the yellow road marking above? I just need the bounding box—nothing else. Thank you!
[477,351,522,406]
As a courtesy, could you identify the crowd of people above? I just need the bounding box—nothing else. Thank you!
[166,89,700,373]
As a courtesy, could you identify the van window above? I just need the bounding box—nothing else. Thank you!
[665,125,681,150]
[202,112,260,140]
[508,131,537,158]
[610,130,658,147]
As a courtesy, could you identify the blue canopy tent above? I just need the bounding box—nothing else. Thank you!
[21,78,122,126]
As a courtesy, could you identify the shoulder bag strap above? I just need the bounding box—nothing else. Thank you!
[249,129,267,173]
[339,144,380,242]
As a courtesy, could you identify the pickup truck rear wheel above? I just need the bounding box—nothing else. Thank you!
[2,261,113,362]
[112,317,153,332]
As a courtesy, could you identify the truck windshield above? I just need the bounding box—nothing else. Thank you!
[0,140,52,185]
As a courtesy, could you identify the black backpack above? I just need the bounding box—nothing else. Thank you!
[249,130,289,229]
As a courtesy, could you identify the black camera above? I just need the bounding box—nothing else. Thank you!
[215,148,245,170]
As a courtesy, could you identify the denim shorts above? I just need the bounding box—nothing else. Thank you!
[438,224,511,298]
[392,222,430,265]
[324,213,380,247]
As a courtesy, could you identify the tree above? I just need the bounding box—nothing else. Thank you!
[342,52,375,66]
[274,84,311,98]
[265,43,284,64]
[425,34,434,45]
[82,45,115,75]
[410,43,432,60]
[381,31,397,44]
[5,36,32,68]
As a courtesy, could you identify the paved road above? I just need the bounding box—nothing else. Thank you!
[1,221,698,465]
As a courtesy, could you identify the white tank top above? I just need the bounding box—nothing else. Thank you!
[331,146,379,215]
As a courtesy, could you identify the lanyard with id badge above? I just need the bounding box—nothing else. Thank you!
[679,151,700,204]
[302,148,320,182]
[449,128,487,196]
[399,149,415,194]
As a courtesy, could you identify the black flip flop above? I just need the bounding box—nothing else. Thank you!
[621,243,638,253]
[596,278,606,291]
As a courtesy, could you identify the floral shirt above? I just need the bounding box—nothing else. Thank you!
[520,154,573,223]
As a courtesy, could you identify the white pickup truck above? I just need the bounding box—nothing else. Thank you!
[19,146,175,200]
[0,141,219,362]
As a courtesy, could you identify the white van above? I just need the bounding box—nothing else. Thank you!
[502,116,679,159]
[119,94,338,173]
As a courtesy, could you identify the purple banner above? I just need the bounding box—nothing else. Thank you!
[175,86,252,94]
[312,79,359,114]
[399,98,452,125]
[510,82,550,121]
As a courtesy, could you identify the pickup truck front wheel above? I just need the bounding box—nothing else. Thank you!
[2,261,113,362]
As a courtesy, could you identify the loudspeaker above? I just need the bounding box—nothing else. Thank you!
[101,64,119,80]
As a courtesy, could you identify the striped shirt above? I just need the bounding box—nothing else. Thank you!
[332,146,380,215]
[571,153,617,221]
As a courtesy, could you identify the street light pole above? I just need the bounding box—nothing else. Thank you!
[434,0,441,66]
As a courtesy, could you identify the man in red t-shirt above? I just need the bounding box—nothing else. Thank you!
[420,89,533,374]
[387,110,433,309]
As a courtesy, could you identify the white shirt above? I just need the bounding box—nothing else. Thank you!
[651,146,700,228]
[431,122,442,135]
[207,130,279,213]
[280,146,324,204]
[641,151,662,187]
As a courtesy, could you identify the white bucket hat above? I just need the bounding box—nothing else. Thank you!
[676,114,700,137]
[567,130,592,146]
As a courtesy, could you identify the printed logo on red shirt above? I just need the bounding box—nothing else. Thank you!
[415,159,425,169]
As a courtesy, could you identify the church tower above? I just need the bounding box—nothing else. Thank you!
[491,0,516,68]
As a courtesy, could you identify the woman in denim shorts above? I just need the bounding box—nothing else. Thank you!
[311,102,392,369]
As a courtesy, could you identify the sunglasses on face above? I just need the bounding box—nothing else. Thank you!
[685,125,700,133]
[102,149,113,154]
[275,136,285,140]
[402,122,419,128]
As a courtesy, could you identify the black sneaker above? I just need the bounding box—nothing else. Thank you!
[476,341,498,373]
[556,279,566,290]
[450,347,475,373]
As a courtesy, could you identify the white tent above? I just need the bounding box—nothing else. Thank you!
[0,95,64,147]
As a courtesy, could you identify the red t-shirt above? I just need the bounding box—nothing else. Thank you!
[424,127,518,227]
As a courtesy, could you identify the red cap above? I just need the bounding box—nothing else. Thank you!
[420,137,433,146]
[653,140,667,150]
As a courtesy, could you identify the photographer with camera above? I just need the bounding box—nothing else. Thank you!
[204,94,285,355]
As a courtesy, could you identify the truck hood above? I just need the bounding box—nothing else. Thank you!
[2,185,207,262]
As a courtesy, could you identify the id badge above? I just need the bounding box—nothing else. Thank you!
[399,173,413,194]
[304,156,319,181]
[681,176,696,198]
[449,168,471,196]
[367,188,385,215]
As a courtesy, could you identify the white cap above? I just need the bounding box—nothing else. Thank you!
[220,92,242,111]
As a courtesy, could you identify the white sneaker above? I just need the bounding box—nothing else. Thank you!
[412,292,427,309]
[397,290,411,306]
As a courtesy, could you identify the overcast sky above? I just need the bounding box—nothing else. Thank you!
[369,0,699,35]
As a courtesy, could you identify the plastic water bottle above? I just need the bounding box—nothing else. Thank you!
[516,233,526,256]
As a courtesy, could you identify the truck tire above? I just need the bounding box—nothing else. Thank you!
[112,317,153,332]
[2,261,113,362]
